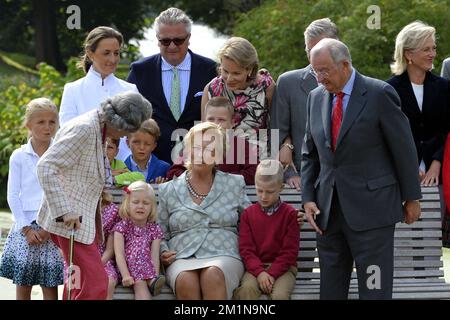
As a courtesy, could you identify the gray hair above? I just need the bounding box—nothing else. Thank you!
[154,7,193,35]
[310,38,352,65]
[99,91,152,132]
[304,18,339,45]
[390,21,435,75]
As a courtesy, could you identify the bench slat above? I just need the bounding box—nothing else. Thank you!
[109,185,450,300]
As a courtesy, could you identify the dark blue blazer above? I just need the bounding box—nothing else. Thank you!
[127,50,217,164]
[387,71,450,170]
[124,154,170,183]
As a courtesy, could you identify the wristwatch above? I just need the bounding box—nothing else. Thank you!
[282,143,294,151]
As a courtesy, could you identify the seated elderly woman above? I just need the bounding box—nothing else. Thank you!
[158,122,251,300]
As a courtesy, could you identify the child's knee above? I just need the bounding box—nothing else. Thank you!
[233,283,261,300]
[270,290,291,300]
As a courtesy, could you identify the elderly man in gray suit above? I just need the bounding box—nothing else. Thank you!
[441,57,450,80]
[270,18,338,190]
[301,38,422,299]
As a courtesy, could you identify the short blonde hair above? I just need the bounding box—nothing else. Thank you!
[119,181,157,222]
[183,122,226,171]
[204,96,234,120]
[255,159,284,185]
[23,97,59,132]
[130,118,161,141]
[218,37,259,80]
[391,21,435,75]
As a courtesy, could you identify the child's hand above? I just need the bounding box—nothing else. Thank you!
[37,229,50,243]
[150,176,168,184]
[122,276,135,287]
[257,271,274,294]
[25,229,43,245]
[297,208,306,226]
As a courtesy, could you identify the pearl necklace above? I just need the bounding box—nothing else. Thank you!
[186,172,209,200]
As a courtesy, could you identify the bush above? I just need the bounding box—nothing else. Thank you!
[0,62,71,176]
[0,55,135,204]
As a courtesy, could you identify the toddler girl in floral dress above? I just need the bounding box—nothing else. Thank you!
[113,181,165,299]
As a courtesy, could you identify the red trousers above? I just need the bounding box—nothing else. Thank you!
[50,233,108,300]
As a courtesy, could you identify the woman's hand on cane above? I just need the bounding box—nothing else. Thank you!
[62,213,82,230]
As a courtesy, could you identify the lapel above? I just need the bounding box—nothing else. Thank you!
[422,72,434,115]
[336,72,368,149]
[301,65,318,94]
[153,55,175,122]
[320,87,333,148]
[398,72,422,116]
[93,112,106,183]
[181,50,198,120]
[172,170,225,213]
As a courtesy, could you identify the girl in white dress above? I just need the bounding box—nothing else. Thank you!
[0,98,64,300]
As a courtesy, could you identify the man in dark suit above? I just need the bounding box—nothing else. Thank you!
[270,18,338,191]
[127,7,217,164]
[301,38,422,299]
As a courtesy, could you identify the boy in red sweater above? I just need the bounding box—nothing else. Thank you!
[233,159,300,300]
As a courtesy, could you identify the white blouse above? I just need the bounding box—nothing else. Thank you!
[59,67,138,126]
[411,82,426,171]
[7,140,50,232]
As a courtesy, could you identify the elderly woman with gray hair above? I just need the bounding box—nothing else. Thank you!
[37,91,152,300]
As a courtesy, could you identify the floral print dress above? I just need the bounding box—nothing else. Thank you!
[207,70,274,158]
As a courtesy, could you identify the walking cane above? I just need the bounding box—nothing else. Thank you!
[67,228,75,300]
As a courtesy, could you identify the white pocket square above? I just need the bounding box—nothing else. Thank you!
[194,91,203,97]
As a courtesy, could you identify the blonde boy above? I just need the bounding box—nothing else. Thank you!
[234,159,300,300]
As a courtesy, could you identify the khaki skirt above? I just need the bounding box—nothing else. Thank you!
[165,256,244,299]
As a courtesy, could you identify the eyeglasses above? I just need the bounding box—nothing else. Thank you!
[157,35,190,47]
[310,68,330,79]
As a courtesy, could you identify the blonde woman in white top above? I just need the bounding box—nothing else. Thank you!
[59,26,138,159]
[0,98,64,300]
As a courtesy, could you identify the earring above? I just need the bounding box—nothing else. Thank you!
[408,59,413,65]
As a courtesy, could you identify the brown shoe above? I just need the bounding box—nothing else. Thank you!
[149,275,166,296]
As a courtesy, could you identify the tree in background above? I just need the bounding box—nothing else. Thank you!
[233,0,450,80]
[0,0,154,72]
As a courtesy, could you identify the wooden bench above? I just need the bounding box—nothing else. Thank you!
[110,186,450,300]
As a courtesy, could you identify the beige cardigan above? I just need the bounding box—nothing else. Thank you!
[37,110,105,244]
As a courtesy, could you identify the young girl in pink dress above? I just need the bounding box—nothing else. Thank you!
[113,181,165,299]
